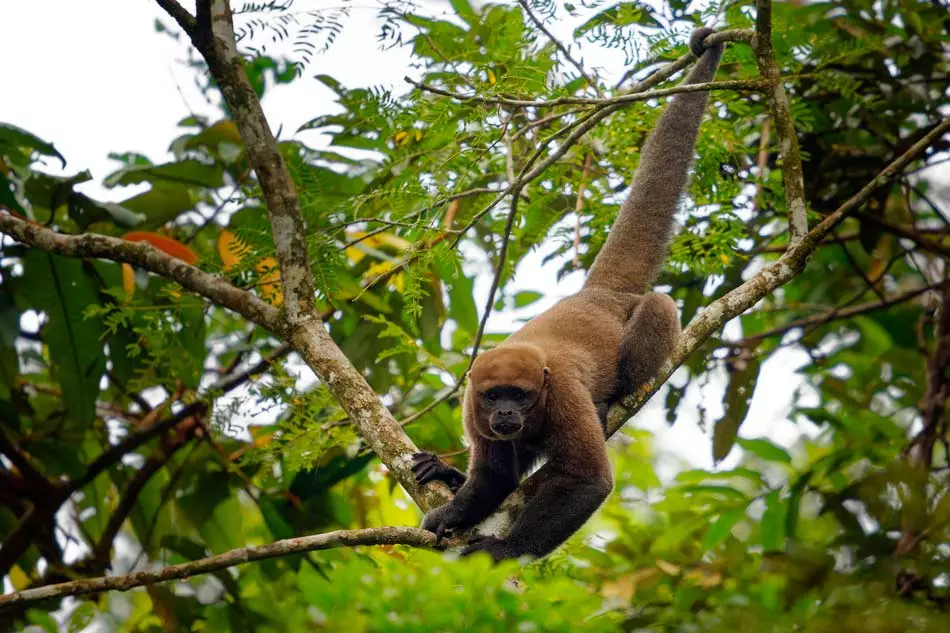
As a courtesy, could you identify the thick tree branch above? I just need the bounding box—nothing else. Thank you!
[0,527,449,609]
[0,214,280,331]
[153,0,449,510]
[185,0,315,324]
[755,0,808,245]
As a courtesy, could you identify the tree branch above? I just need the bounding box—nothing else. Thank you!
[407,77,766,108]
[0,214,280,331]
[740,281,946,344]
[155,0,197,36]
[0,527,449,609]
[754,0,808,245]
[186,0,315,324]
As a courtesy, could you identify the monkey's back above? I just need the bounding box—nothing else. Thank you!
[505,288,637,403]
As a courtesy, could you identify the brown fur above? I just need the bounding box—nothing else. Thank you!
[414,28,725,562]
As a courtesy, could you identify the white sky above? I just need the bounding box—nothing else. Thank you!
[0,0,822,477]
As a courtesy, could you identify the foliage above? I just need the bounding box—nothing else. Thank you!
[1,0,949,631]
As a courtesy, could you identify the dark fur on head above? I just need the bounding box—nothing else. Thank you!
[415,27,727,562]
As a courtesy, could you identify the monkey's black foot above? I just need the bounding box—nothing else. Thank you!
[460,535,515,562]
[689,27,716,57]
[421,501,471,541]
[412,451,466,492]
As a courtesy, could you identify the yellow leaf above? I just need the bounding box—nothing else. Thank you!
[9,565,31,590]
[364,260,404,292]
[601,575,635,603]
[487,69,496,85]
[655,559,681,576]
[414,130,423,142]
[121,263,136,299]
[218,229,252,270]
[394,131,409,145]
[686,568,723,588]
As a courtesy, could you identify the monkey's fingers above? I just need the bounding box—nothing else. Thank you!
[413,464,441,485]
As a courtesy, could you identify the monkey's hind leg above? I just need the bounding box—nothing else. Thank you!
[616,293,681,397]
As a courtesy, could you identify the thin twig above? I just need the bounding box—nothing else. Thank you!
[407,76,766,109]
[517,0,602,96]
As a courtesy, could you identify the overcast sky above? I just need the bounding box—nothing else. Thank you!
[0,0,825,476]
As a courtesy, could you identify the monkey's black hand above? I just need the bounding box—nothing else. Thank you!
[688,26,716,57]
[460,535,513,563]
[412,452,466,492]
[420,501,471,540]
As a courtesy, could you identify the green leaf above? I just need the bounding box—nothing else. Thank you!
[67,191,145,230]
[0,123,66,167]
[761,490,786,551]
[103,158,225,189]
[785,472,811,539]
[67,602,96,632]
[702,508,745,550]
[119,184,197,228]
[679,484,748,501]
[513,290,543,308]
[0,172,27,214]
[736,437,792,464]
[18,251,106,424]
[713,356,761,463]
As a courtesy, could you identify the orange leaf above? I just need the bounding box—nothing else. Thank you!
[123,231,198,264]
[255,257,283,306]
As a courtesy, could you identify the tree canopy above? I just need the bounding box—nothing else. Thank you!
[1,0,949,631]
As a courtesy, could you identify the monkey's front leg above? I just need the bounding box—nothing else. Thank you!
[616,293,681,396]
[462,409,613,562]
[461,462,612,561]
[420,439,517,539]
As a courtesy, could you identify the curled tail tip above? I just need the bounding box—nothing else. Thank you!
[689,27,722,57]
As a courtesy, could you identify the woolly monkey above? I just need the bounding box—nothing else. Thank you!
[413,27,726,561]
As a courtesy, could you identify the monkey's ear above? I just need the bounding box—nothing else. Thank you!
[543,367,550,381]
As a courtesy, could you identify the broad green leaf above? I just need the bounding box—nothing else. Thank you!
[67,602,96,633]
[0,172,26,214]
[785,472,812,539]
[702,508,746,550]
[120,184,197,228]
[18,251,106,424]
[737,437,792,464]
[103,158,225,189]
[713,356,761,463]
[678,484,748,501]
[0,122,66,167]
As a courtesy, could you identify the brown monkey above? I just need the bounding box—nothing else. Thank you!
[413,28,726,561]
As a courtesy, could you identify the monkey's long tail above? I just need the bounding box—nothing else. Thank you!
[584,28,725,295]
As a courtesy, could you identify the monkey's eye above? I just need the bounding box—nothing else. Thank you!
[484,391,498,402]
[512,390,527,401]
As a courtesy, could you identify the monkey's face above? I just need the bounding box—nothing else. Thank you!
[478,385,541,440]
[470,343,549,441]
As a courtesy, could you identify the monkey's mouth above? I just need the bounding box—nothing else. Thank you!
[490,421,523,438]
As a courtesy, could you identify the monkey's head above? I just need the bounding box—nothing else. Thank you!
[469,342,549,440]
